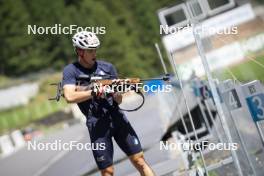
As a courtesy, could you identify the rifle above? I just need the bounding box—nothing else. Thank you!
[49,74,170,111]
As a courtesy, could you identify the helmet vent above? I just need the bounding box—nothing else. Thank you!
[79,41,85,47]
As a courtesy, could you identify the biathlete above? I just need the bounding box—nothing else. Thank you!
[62,31,155,176]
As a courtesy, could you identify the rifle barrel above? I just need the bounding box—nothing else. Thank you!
[140,77,169,81]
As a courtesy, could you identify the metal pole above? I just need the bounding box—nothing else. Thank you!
[210,96,229,143]
[175,97,191,142]
[256,122,264,147]
[170,52,209,176]
[192,24,243,176]
[227,109,257,176]
[196,97,214,140]
[155,43,190,142]
[209,79,229,142]
[204,99,223,143]
[155,43,190,174]
[155,43,168,74]
[193,78,223,143]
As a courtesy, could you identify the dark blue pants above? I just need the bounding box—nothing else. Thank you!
[86,109,142,170]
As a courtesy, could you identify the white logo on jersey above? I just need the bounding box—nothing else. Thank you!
[134,138,139,145]
[99,70,105,75]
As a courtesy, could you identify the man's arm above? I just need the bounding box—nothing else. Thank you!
[62,65,94,103]
[63,85,94,103]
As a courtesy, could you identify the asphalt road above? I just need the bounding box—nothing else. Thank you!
[0,93,171,176]
[1,87,264,176]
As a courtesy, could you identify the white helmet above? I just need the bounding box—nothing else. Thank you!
[72,31,100,49]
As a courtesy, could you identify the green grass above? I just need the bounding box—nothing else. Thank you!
[0,73,67,134]
[213,54,264,82]
[208,171,218,176]
[0,75,11,87]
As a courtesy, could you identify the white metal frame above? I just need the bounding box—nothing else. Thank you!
[202,0,236,16]
[186,0,207,21]
[158,3,190,30]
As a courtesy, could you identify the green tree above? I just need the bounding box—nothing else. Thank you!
[0,0,181,77]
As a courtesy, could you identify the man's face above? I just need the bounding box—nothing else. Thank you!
[78,48,97,67]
